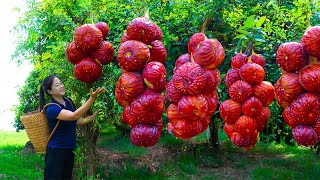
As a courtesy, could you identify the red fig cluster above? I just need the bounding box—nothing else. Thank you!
[221,52,274,150]
[166,33,224,140]
[275,26,320,147]
[115,16,167,147]
[65,22,114,84]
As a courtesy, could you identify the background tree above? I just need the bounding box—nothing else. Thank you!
[13,0,320,177]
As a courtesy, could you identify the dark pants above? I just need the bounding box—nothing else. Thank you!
[44,148,74,180]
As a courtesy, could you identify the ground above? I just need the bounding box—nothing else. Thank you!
[93,138,319,179]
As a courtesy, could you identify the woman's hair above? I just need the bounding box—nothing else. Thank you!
[39,75,57,110]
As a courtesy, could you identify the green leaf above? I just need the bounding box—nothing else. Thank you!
[235,34,246,39]
[256,16,267,27]
[267,1,274,8]
[237,29,249,34]
[243,15,256,28]
[255,38,266,43]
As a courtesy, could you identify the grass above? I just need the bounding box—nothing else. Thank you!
[1,127,320,179]
[98,126,147,158]
[0,130,44,180]
[96,127,320,179]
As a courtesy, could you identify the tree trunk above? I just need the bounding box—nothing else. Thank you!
[209,115,220,152]
[78,122,99,178]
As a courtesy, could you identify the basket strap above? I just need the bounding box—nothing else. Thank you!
[41,103,61,112]
[42,103,61,148]
[43,99,76,148]
[47,119,61,146]
[65,97,75,111]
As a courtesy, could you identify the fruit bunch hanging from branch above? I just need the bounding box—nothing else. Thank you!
[65,22,114,85]
[115,14,167,147]
[166,18,224,140]
[220,49,274,151]
[275,26,320,147]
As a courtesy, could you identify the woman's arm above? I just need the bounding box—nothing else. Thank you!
[56,87,105,121]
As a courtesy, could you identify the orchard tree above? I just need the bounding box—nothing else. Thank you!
[13,0,320,177]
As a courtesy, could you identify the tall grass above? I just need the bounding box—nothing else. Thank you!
[0,131,44,180]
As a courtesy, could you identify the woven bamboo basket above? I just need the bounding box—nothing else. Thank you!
[20,110,50,153]
[20,103,61,154]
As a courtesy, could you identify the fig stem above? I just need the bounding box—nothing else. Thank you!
[244,41,254,56]
[144,8,149,19]
[201,17,210,33]
[90,11,94,24]
[308,55,318,64]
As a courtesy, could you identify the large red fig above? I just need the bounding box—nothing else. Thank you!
[178,94,208,122]
[274,73,303,108]
[130,124,161,147]
[292,125,319,146]
[166,104,181,125]
[172,62,206,95]
[166,80,184,104]
[224,123,236,139]
[225,69,241,87]
[298,64,320,95]
[300,26,320,58]
[118,40,150,72]
[289,93,320,125]
[90,41,114,65]
[73,24,103,52]
[120,31,129,44]
[231,53,248,69]
[95,22,110,39]
[115,72,145,107]
[142,61,166,92]
[276,42,307,72]
[239,62,265,85]
[231,132,251,148]
[199,116,211,133]
[65,41,86,64]
[172,120,202,140]
[228,80,253,103]
[312,118,320,138]
[149,40,167,64]
[253,81,275,107]
[235,115,257,137]
[219,100,242,124]
[193,39,225,69]
[173,53,191,74]
[73,57,102,83]
[201,68,221,97]
[282,106,299,129]
[126,17,162,44]
[241,96,263,117]
[205,90,219,116]
[255,107,270,132]
[122,105,138,128]
[188,33,207,54]
[130,89,165,125]
[250,53,265,68]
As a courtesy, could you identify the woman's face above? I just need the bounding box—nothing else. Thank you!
[48,77,65,97]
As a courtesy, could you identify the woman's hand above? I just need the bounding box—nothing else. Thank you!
[57,88,105,121]
[90,87,106,100]
[77,114,96,126]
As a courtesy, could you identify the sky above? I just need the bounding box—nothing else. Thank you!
[0,0,33,130]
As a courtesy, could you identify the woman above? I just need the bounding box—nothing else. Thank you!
[40,75,105,180]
